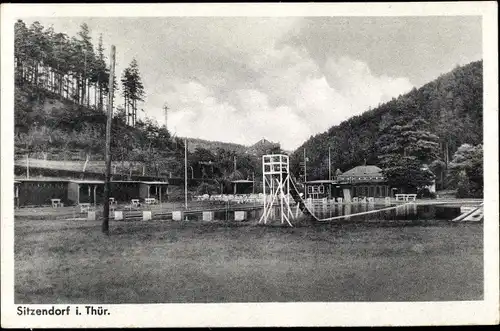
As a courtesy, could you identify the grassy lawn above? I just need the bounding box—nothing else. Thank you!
[15,218,483,303]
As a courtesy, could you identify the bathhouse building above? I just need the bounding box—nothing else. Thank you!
[336,165,390,200]
[303,165,391,201]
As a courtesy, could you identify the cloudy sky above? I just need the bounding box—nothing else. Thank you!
[24,16,482,150]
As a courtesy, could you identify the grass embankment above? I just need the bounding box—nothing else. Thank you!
[15,218,483,303]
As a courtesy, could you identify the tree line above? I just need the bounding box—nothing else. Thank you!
[13,19,171,177]
[14,19,145,127]
[15,20,111,110]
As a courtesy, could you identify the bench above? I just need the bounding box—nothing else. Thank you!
[395,194,417,201]
[395,194,406,201]
[406,194,417,201]
[51,199,64,208]
[130,199,141,209]
[79,203,91,213]
[144,198,157,205]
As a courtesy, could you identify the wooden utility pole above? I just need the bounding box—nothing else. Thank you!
[26,154,29,179]
[445,141,449,169]
[303,147,307,199]
[184,138,188,210]
[252,172,255,194]
[163,103,169,128]
[303,148,307,182]
[102,45,116,235]
[328,147,331,181]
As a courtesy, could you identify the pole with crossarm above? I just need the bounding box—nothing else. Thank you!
[102,45,116,235]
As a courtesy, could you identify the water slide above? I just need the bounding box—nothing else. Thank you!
[288,176,321,222]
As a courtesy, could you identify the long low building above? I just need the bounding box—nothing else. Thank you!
[14,178,169,207]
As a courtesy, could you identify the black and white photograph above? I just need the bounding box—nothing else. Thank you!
[1,2,498,328]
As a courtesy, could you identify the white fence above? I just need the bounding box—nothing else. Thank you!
[193,193,266,204]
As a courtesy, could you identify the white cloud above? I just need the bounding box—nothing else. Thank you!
[323,56,413,109]
[166,52,413,151]
[116,19,415,151]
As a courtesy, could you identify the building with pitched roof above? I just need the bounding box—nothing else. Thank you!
[304,165,391,200]
[336,165,390,200]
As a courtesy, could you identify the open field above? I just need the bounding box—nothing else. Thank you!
[14,216,483,304]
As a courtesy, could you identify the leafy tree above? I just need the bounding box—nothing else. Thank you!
[447,144,483,197]
[14,19,111,109]
[14,20,30,83]
[190,147,216,178]
[429,159,447,190]
[121,58,145,126]
[90,34,109,111]
[73,23,96,106]
[455,170,472,198]
[377,117,440,193]
[49,32,72,96]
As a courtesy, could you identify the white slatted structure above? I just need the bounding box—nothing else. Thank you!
[259,154,294,227]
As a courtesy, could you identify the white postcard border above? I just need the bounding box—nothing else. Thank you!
[1,2,498,327]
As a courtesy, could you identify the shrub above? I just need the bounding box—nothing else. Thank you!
[417,187,436,199]
[196,182,219,195]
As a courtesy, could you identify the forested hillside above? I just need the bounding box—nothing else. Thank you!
[13,19,187,177]
[184,137,247,154]
[15,83,186,175]
[291,60,483,193]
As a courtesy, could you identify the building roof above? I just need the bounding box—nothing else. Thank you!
[336,165,386,183]
[15,158,105,173]
[231,179,254,183]
[338,165,383,177]
[15,178,168,185]
[15,177,70,182]
[227,170,245,181]
[14,158,147,176]
[305,180,337,184]
[69,180,105,184]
